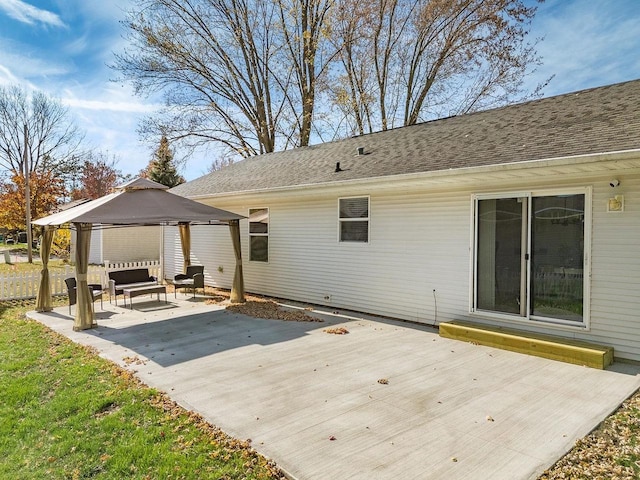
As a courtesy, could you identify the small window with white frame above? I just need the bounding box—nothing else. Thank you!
[339,196,369,242]
[249,208,269,262]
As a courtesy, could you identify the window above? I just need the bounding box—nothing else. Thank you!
[339,197,369,242]
[472,190,589,326]
[249,208,269,262]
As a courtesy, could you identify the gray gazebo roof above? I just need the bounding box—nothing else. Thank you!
[34,177,245,226]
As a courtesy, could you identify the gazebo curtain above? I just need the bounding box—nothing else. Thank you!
[229,219,245,303]
[35,225,55,312]
[178,222,191,273]
[74,222,95,331]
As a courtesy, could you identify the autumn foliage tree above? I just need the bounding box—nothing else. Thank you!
[0,171,65,232]
[69,152,129,200]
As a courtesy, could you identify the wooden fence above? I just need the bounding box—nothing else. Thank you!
[0,260,161,301]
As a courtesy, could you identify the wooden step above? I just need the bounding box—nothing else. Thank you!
[439,321,613,369]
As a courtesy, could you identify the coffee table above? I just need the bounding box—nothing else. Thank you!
[122,284,167,309]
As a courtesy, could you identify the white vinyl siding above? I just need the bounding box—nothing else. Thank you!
[163,224,235,286]
[102,226,161,263]
[75,225,160,264]
[164,165,640,361]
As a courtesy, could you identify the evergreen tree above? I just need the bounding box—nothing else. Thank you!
[147,136,185,188]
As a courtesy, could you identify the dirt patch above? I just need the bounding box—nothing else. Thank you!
[200,288,322,322]
[227,299,323,322]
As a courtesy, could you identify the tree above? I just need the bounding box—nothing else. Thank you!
[115,0,544,158]
[114,0,335,158]
[331,0,544,136]
[70,152,126,200]
[0,171,65,232]
[145,136,185,188]
[207,156,235,173]
[0,85,84,176]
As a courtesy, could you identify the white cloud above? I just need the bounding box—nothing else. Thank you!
[62,96,160,114]
[0,42,72,79]
[0,0,65,28]
[0,63,21,86]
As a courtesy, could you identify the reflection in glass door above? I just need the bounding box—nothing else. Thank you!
[530,195,584,322]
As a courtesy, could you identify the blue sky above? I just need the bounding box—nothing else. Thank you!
[1,0,639,181]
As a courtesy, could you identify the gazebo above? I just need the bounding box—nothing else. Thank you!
[32,178,246,331]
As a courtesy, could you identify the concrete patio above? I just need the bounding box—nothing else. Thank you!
[28,295,640,480]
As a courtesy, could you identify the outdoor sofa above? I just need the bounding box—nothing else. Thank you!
[108,268,157,305]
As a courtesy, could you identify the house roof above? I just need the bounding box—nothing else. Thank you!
[172,79,640,198]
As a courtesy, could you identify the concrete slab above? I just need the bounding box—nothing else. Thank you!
[28,297,640,480]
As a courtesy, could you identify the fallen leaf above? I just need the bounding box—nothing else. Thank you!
[324,327,349,335]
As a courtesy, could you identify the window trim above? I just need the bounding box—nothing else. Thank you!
[469,187,591,331]
[248,207,269,263]
[338,195,370,243]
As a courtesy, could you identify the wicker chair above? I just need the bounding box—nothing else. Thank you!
[173,265,205,297]
[64,277,104,315]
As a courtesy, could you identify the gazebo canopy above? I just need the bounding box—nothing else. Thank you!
[33,177,244,226]
[33,177,246,331]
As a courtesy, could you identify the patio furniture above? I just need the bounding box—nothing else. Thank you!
[173,265,204,298]
[122,284,167,309]
[64,277,103,315]
[108,268,157,305]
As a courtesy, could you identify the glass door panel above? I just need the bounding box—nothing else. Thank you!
[476,197,525,315]
[530,195,584,322]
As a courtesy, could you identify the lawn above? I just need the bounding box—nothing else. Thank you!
[0,299,284,480]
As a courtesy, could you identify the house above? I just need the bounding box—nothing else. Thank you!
[168,79,640,361]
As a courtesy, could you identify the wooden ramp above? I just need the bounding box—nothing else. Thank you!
[439,321,613,369]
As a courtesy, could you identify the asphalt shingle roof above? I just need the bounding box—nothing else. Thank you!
[172,79,640,197]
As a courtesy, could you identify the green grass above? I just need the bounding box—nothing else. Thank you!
[0,258,70,275]
[0,299,283,480]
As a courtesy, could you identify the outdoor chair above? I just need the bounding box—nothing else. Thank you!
[64,277,104,315]
[173,265,205,297]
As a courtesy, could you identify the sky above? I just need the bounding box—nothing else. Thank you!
[0,0,639,182]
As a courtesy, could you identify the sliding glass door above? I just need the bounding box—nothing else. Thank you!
[473,191,587,325]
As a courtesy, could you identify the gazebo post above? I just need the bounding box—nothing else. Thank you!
[178,222,191,273]
[35,225,55,312]
[73,222,96,331]
[229,219,245,303]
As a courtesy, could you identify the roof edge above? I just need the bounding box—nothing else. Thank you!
[183,148,640,200]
